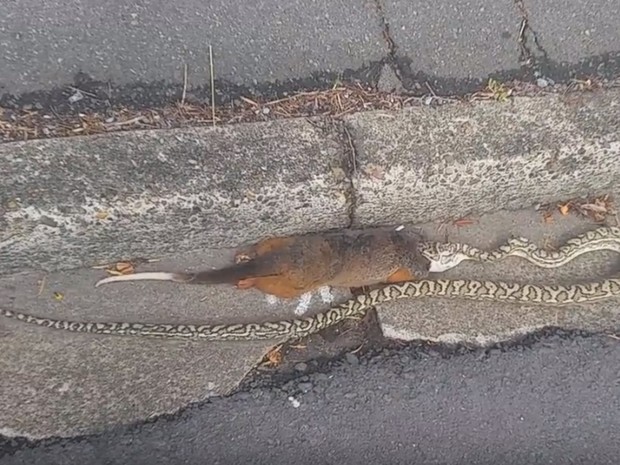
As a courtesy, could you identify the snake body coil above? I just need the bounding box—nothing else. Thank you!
[2,276,620,342]
[419,226,620,272]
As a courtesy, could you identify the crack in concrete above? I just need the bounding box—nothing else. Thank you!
[374,0,398,59]
[340,121,360,229]
[373,0,404,85]
[302,117,359,229]
[514,0,549,72]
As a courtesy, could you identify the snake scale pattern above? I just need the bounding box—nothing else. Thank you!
[3,277,620,342]
[2,226,620,342]
[418,226,620,272]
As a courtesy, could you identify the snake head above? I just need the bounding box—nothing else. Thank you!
[421,243,466,272]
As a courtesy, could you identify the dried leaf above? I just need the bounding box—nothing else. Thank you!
[263,345,283,367]
[579,203,607,213]
[105,261,135,276]
[486,78,512,102]
[115,262,135,274]
[558,203,570,216]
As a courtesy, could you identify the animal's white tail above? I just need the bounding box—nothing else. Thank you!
[95,272,181,287]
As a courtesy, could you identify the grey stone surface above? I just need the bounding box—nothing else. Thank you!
[0,248,352,438]
[0,119,351,276]
[345,88,620,227]
[3,87,620,440]
[383,0,521,81]
[0,0,385,96]
[2,196,619,439]
[378,208,620,344]
[377,64,404,93]
[526,0,620,65]
[3,334,619,464]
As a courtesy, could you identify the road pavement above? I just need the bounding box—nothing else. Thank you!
[1,0,619,110]
[1,88,620,438]
[1,0,620,453]
[2,330,618,465]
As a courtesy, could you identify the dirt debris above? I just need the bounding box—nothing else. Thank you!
[2,76,616,144]
[0,83,432,143]
[537,194,617,225]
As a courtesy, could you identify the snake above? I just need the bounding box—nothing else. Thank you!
[418,226,620,272]
[2,276,620,342]
[1,226,620,342]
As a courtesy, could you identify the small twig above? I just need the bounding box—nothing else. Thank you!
[425,82,437,98]
[351,343,365,354]
[37,276,47,296]
[181,64,188,105]
[104,116,145,128]
[265,95,296,106]
[436,220,451,241]
[518,18,527,43]
[68,86,98,99]
[239,96,259,107]
[542,235,557,251]
[209,45,216,126]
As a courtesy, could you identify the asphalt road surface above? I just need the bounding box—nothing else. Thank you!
[2,0,619,110]
[2,329,619,465]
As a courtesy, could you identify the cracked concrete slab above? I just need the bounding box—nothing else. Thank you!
[0,118,351,276]
[377,206,620,345]
[0,248,352,438]
[382,0,522,89]
[345,88,620,227]
[525,0,620,68]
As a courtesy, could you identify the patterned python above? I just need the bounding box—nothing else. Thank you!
[2,276,620,341]
[2,226,620,342]
[418,226,620,272]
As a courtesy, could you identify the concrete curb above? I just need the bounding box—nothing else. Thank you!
[2,87,620,275]
[1,88,620,439]
[0,119,351,275]
[346,88,620,226]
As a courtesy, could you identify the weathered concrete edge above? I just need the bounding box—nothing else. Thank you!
[344,87,620,227]
[2,88,620,276]
[0,118,353,276]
